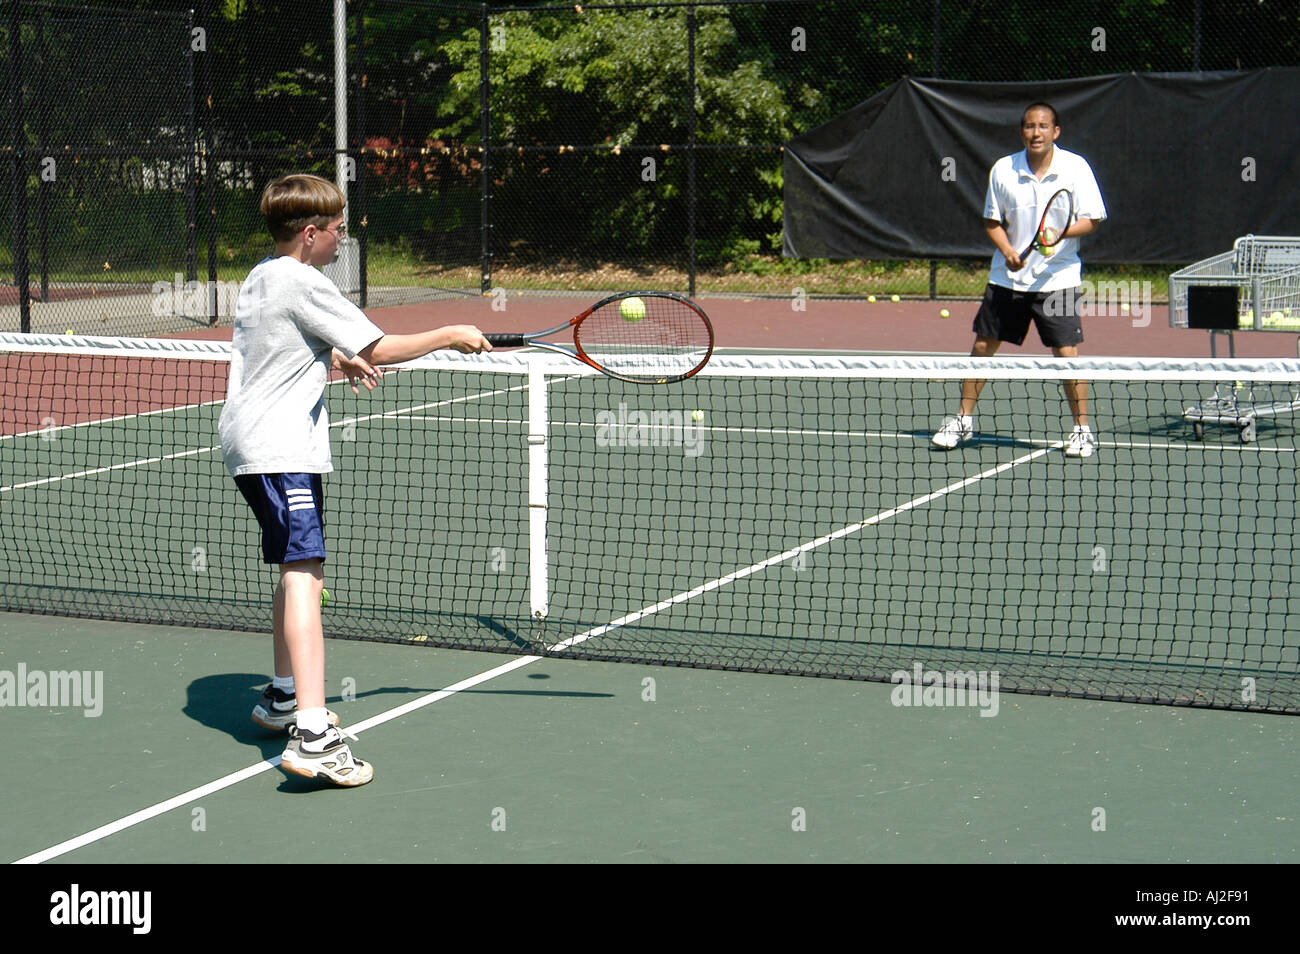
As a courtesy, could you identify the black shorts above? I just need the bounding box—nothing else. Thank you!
[972,284,1084,348]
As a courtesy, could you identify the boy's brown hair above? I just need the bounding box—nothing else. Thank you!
[260,174,345,243]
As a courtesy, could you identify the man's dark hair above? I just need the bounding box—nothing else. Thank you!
[1022,102,1059,127]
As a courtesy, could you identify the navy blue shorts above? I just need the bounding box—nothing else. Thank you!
[234,473,326,565]
[973,283,1084,348]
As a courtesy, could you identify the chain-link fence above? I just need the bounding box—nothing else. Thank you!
[3,0,1298,333]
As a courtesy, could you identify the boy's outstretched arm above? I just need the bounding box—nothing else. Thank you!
[359,325,491,366]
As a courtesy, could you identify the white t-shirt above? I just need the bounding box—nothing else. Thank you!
[219,256,383,476]
[984,146,1106,292]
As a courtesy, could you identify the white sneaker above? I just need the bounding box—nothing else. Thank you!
[1064,426,1097,458]
[932,416,973,450]
[282,725,374,787]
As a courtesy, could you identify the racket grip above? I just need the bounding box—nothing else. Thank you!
[486,334,527,347]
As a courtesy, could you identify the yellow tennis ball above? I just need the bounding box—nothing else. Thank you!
[320,588,330,607]
[867,295,877,303]
[890,295,900,302]
[619,297,646,322]
[939,308,950,318]
[691,409,704,422]
[65,328,75,335]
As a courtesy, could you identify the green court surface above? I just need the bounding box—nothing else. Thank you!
[4,351,1299,708]
[1,610,1296,864]
[2,345,1299,864]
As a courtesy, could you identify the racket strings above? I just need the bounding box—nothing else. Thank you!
[1039,192,1074,247]
[576,298,712,381]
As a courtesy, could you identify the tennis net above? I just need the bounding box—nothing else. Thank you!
[2,332,1298,713]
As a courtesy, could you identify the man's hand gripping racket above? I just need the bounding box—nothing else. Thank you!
[485,291,714,384]
[1008,188,1074,273]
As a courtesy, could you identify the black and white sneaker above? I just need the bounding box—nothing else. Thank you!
[251,685,339,733]
[281,725,374,787]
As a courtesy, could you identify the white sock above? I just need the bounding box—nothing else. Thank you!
[272,675,295,694]
[297,707,330,736]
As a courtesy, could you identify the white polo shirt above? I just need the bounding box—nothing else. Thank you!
[984,145,1106,292]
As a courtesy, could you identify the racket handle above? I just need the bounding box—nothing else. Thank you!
[486,334,527,347]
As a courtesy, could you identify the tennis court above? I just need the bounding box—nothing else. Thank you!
[2,322,1298,864]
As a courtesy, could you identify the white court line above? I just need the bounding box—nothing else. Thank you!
[546,443,1057,652]
[0,397,226,443]
[10,441,1053,864]
[0,380,534,496]
[8,413,1291,496]
[0,447,216,493]
[408,415,1300,454]
[11,654,540,865]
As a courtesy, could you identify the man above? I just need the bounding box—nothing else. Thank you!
[933,103,1106,457]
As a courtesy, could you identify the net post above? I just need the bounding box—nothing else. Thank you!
[527,355,549,619]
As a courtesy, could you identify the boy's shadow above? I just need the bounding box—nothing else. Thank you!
[185,672,614,793]
[184,674,427,792]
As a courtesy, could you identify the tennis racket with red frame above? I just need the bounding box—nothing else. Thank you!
[485,291,714,385]
[1009,188,1074,271]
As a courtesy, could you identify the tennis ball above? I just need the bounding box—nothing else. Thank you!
[691,409,704,422]
[890,295,901,303]
[939,308,950,318]
[620,297,646,322]
[867,295,877,303]
[65,328,75,335]
[320,588,330,607]
[1120,303,1130,313]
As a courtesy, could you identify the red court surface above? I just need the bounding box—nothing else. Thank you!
[178,294,1300,359]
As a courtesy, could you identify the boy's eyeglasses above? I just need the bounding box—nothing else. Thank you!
[322,223,347,239]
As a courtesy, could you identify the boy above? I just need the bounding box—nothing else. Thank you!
[220,173,489,786]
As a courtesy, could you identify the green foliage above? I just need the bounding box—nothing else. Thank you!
[439,8,789,147]
[433,7,791,259]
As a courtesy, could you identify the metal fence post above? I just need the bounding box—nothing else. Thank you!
[11,0,31,332]
[687,5,697,298]
[36,5,49,302]
[479,4,492,296]
[185,8,197,285]
[1193,0,1202,70]
[929,0,941,300]
[201,0,216,325]
[357,0,368,309]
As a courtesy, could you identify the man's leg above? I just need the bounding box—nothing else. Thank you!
[959,335,1003,415]
[1053,344,1088,426]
